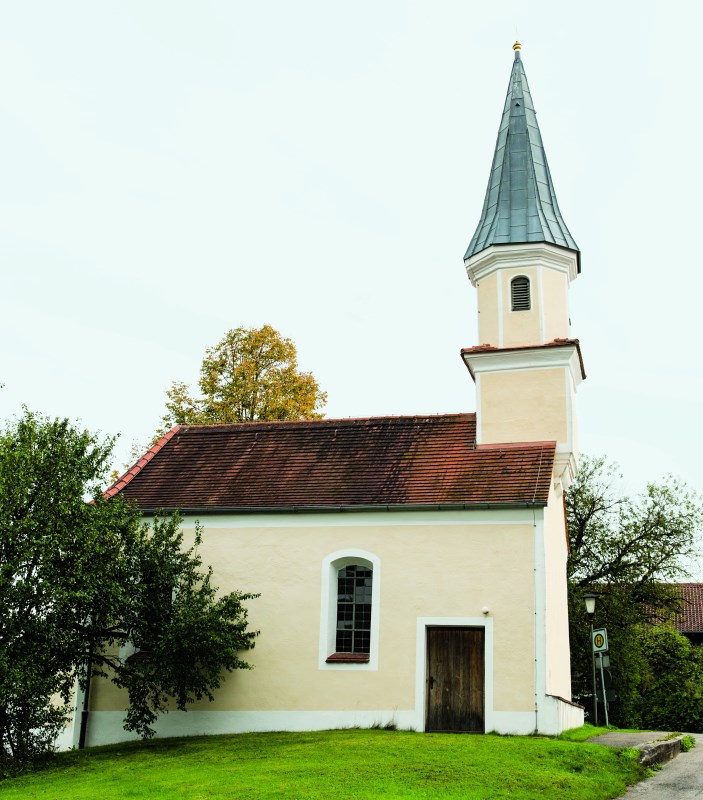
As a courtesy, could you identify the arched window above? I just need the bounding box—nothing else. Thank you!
[335,564,373,654]
[320,550,379,668]
[510,275,531,311]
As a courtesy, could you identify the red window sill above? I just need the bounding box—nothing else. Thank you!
[326,652,370,663]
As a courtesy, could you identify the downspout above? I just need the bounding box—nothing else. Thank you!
[78,654,92,750]
[533,505,539,733]
[531,450,544,734]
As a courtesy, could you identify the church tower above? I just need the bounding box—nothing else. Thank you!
[462,42,585,489]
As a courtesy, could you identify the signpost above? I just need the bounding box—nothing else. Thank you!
[592,628,609,726]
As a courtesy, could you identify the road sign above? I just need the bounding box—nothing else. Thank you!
[592,628,608,653]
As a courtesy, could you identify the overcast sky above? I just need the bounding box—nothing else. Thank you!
[1,2,701,512]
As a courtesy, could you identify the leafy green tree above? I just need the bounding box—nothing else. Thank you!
[568,457,701,591]
[636,625,703,732]
[158,325,327,436]
[567,456,703,727]
[0,410,257,768]
[101,516,257,739]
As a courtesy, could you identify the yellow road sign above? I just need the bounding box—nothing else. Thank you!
[592,628,608,653]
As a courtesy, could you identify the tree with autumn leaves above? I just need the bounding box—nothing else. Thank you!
[157,325,327,436]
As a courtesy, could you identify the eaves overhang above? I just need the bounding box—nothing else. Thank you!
[137,501,549,516]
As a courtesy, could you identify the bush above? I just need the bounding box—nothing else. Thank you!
[635,626,703,733]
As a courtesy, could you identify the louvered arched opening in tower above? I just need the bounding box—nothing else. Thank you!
[510,275,531,311]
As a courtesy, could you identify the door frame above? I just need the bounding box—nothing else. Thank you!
[415,617,493,733]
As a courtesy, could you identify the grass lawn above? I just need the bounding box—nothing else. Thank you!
[0,727,645,800]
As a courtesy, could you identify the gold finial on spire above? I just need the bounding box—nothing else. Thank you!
[513,40,522,52]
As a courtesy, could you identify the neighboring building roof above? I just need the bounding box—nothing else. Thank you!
[464,44,580,269]
[106,414,557,512]
[673,584,703,634]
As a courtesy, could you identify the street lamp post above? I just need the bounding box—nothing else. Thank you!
[584,592,597,726]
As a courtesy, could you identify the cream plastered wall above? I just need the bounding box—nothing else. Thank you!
[568,370,579,460]
[540,268,570,343]
[89,515,536,717]
[475,266,570,349]
[542,483,572,700]
[478,367,568,445]
[476,272,499,345]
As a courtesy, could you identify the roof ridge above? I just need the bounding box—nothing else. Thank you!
[180,413,476,432]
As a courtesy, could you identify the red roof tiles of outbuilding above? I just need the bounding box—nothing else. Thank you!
[673,584,703,634]
[106,414,556,512]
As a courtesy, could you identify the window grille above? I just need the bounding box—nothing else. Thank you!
[336,564,372,654]
[511,276,531,311]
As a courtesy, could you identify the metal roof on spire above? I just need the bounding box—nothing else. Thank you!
[464,43,580,269]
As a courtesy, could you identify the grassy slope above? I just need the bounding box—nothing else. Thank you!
[0,728,644,800]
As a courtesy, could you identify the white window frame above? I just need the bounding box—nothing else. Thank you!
[318,549,381,671]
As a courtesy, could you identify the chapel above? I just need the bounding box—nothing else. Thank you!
[71,42,586,746]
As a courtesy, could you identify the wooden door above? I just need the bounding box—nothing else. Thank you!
[426,627,484,732]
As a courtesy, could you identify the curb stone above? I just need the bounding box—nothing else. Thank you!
[637,735,685,768]
[588,732,687,767]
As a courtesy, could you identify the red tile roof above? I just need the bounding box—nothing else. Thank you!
[105,426,181,499]
[106,414,556,512]
[673,584,703,634]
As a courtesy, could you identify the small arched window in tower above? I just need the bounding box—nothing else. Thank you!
[510,275,531,311]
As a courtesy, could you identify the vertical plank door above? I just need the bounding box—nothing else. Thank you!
[426,627,485,732]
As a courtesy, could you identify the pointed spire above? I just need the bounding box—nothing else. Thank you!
[465,44,580,269]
